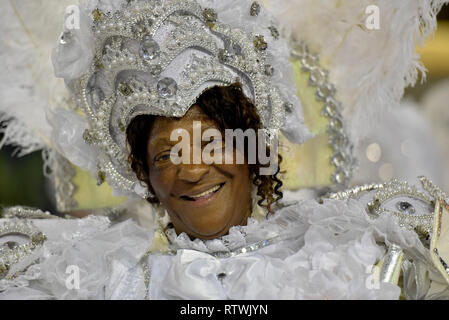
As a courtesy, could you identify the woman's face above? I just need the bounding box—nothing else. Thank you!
[146,105,252,240]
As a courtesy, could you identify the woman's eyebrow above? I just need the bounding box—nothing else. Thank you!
[149,123,220,146]
[149,136,175,148]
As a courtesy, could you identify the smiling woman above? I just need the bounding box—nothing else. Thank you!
[1,0,449,301]
[126,84,283,239]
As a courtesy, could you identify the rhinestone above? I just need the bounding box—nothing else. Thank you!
[310,68,327,85]
[367,199,381,212]
[97,171,106,186]
[203,8,217,23]
[83,129,94,144]
[149,65,162,76]
[118,120,126,133]
[218,49,232,63]
[323,100,340,117]
[396,201,416,215]
[268,26,280,39]
[118,82,133,96]
[139,36,160,60]
[250,1,261,16]
[331,152,346,167]
[92,9,103,22]
[132,21,146,35]
[302,54,318,70]
[329,132,347,147]
[253,35,267,51]
[157,77,178,98]
[283,103,294,116]
[334,170,347,184]
[264,64,274,76]
[330,118,343,130]
[31,233,46,244]
[224,39,243,56]
[317,83,335,99]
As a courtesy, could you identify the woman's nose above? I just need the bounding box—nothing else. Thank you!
[177,163,210,183]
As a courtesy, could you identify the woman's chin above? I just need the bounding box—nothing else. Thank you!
[186,217,236,240]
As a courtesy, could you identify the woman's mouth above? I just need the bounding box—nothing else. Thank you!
[180,183,225,204]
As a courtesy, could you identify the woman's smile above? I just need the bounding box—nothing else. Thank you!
[179,182,226,206]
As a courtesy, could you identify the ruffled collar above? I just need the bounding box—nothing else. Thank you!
[164,201,304,255]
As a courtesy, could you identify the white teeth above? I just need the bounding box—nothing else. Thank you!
[190,184,221,199]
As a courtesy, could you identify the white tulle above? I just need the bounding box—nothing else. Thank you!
[0,216,153,300]
[2,197,437,300]
[152,199,413,300]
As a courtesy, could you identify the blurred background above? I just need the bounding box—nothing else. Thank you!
[1,5,449,212]
[352,6,449,191]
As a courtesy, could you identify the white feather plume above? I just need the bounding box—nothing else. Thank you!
[0,0,74,156]
[265,0,448,144]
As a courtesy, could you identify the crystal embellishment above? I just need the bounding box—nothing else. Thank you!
[83,129,94,145]
[203,8,217,23]
[250,2,261,16]
[268,26,280,40]
[139,36,160,61]
[253,35,267,51]
[149,65,163,76]
[157,77,178,98]
[264,64,274,76]
[224,39,243,56]
[397,201,416,215]
[132,21,147,36]
[218,41,243,63]
[118,82,133,96]
[92,9,103,22]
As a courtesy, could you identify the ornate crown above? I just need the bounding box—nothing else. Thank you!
[52,0,311,198]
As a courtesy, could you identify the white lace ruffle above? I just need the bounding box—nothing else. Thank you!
[0,197,438,300]
[0,216,153,300]
[152,199,431,300]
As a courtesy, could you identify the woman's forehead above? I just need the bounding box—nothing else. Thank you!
[149,105,216,139]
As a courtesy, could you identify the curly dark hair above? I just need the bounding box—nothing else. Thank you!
[126,83,283,213]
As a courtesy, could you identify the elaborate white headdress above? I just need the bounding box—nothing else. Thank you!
[50,0,312,198]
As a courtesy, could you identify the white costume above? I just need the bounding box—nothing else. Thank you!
[1,0,449,300]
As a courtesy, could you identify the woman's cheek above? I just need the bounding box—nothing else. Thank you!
[150,166,177,201]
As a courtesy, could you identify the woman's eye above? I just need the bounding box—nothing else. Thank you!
[155,153,171,162]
